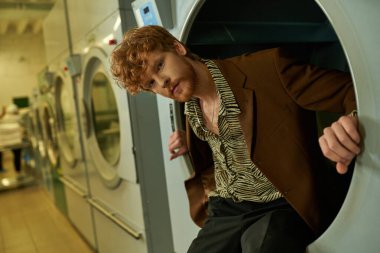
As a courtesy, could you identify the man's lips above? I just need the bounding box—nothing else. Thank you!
[171,83,179,94]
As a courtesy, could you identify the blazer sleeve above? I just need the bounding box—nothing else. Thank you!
[273,48,356,115]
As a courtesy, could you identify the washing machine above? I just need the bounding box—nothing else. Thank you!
[43,0,97,248]
[38,74,59,174]
[49,52,97,248]
[33,79,55,200]
[80,42,146,252]
[29,88,47,184]
[147,0,380,252]
[24,103,39,171]
[38,68,68,216]
[37,71,67,216]
[65,0,174,252]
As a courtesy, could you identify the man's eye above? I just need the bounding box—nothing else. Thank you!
[157,60,164,71]
[148,80,155,89]
[142,80,155,90]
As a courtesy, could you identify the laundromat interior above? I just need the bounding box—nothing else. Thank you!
[0,0,379,252]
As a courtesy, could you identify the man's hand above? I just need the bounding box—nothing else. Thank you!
[168,130,188,160]
[319,114,361,174]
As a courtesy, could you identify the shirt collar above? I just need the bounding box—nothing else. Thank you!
[185,59,240,116]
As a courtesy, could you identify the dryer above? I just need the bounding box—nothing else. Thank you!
[50,52,96,247]
[38,70,67,216]
[24,99,40,172]
[35,80,54,200]
[78,24,147,252]
[29,88,48,188]
[150,0,380,252]
[38,71,59,175]
[80,42,147,253]
[65,0,172,251]
[308,0,380,252]
[43,0,96,248]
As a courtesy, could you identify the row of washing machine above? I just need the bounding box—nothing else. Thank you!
[28,0,380,253]
[30,0,174,252]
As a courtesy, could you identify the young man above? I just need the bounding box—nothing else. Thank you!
[111,25,360,253]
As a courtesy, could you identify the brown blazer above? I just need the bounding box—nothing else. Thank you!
[184,47,356,234]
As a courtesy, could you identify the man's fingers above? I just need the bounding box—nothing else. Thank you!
[321,127,353,161]
[338,116,361,146]
[336,162,349,174]
[330,120,361,155]
[320,137,351,174]
[168,130,188,160]
[168,138,183,154]
[319,115,360,174]
[169,146,188,160]
[319,136,343,162]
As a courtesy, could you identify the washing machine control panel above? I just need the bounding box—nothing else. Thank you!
[132,0,173,28]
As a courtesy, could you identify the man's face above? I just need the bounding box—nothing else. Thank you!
[139,43,196,102]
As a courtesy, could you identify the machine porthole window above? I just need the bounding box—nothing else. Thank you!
[56,77,76,150]
[90,72,121,166]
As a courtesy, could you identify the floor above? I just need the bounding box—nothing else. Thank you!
[0,151,95,253]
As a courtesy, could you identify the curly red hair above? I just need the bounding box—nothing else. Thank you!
[111,25,184,94]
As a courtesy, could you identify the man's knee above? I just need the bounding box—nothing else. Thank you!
[241,210,312,253]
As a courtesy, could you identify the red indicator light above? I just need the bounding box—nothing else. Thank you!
[109,39,117,45]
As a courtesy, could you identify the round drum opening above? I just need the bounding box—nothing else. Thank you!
[177,0,355,238]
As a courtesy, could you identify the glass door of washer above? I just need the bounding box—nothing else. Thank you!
[42,102,59,169]
[84,56,121,188]
[35,108,46,159]
[55,75,77,167]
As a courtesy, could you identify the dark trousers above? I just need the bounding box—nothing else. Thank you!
[13,148,21,172]
[0,152,3,169]
[0,149,21,172]
[188,197,315,253]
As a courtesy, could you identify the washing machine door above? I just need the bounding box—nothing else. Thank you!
[55,75,77,167]
[82,47,136,187]
[29,110,39,151]
[35,106,46,159]
[41,101,59,169]
[29,105,45,167]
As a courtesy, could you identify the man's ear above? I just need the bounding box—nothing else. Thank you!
[173,41,187,56]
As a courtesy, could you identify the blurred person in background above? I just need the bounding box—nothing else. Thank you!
[0,104,24,174]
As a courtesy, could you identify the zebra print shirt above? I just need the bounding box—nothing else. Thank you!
[184,59,282,203]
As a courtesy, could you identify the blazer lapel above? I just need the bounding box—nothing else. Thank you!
[215,60,256,157]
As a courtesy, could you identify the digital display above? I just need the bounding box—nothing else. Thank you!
[139,2,160,26]
[132,0,163,27]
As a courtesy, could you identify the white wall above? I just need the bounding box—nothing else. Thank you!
[0,33,46,107]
